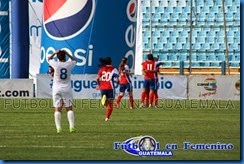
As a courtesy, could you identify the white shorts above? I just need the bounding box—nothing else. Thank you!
[52,89,73,108]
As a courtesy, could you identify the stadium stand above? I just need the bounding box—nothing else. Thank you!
[141,0,240,75]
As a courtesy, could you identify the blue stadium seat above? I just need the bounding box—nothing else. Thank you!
[174,7,182,13]
[208,53,216,61]
[170,31,179,37]
[160,0,168,6]
[197,36,206,43]
[235,54,240,61]
[197,0,204,6]
[211,43,220,50]
[172,61,180,67]
[155,42,164,50]
[198,53,207,61]
[142,37,149,44]
[164,43,173,50]
[206,0,214,6]
[193,43,201,50]
[201,6,210,13]
[183,6,191,13]
[168,37,177,44]
[215,0,222,6]
[228,54,235,61]
[228,6,237,13]
[162,61,172,67]
[165,7,174,13]
[230,43,239,51]
[159,53,169,60]
[141,0,150,7]
[169,54,178,61]
[216,54,226,61]
[175,43,183,50]
[225,0,233,6]
[183,43,190,49]
[162,30,170,37]
[191,61,200,67]
[157,6,164,13]
[206,36,215,44]
[210,61,220,67]
[191,53,197,61]
[235,36,240,44]
[201,43,211,50]
[178,37,186,43]
[229,61,240,67]
[178,53,188,61]
[159,37,168,44]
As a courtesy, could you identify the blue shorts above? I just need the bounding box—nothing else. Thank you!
[100,89,115,99]
[143,79,156,90]
[119,83,132,93]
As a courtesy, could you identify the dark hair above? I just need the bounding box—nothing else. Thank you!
[147,53,154,60]
[98,57,112,67]
[119,57,128,72]
[57,50,66,61]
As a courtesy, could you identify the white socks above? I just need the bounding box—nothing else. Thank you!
[54,110,75,130]
[54,111,61,130]
[67,110,75,129]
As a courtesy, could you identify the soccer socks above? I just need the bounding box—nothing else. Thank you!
[154,93,158,106]
[141,91,146,104]
[149,92,154,106]
[54,111,61,130]
[116,95,123,104]
[106,103,113,120]
[67,110,75,129]
[129,95,134,108]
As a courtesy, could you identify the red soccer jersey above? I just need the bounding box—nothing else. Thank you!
[141,60,156,80]
[97,65,119,90]
[119,65,131,85]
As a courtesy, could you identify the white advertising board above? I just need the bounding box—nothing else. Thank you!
[36,74,187,100]
[188,75,240,100]
[0,79,34,98]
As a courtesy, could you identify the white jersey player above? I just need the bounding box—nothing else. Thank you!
[47,50,76,133]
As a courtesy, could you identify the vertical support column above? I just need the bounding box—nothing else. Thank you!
[11,0,29,78]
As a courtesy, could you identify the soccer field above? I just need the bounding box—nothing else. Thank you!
[0,99,240,160]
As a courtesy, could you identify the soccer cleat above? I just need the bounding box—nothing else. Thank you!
[70,128,76,133]
[105,118,109,121]
[148,104,152,108]
[130,106,134,109]
[101,95,107,106]
[57,128,62,134]
[139,103,144,108]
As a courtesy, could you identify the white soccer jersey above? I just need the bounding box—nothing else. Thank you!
[48,60,76,90]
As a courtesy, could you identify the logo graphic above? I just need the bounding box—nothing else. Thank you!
[203,78,217,91]
[197,78,217,97]
[114,136,173,157]
[127,0,137,22]
[43,0,95,40]
[235,80,240,91]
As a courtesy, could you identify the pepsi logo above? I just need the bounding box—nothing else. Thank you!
[43,0,95,40]
[127,0,137,22]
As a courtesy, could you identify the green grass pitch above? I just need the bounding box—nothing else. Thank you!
[0,98,240,160]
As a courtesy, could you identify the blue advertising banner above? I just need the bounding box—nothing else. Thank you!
[40,0,137,74]
[0,0,10,78]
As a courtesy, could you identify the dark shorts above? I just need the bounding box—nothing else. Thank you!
[143,79,156,90]
[100,89,115,99]
[119,83,133,93]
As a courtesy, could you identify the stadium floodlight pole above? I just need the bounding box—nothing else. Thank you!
[149,0,152,54]
[11,0,29,78]
[221,0,230,75]
[188,0,194,75]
